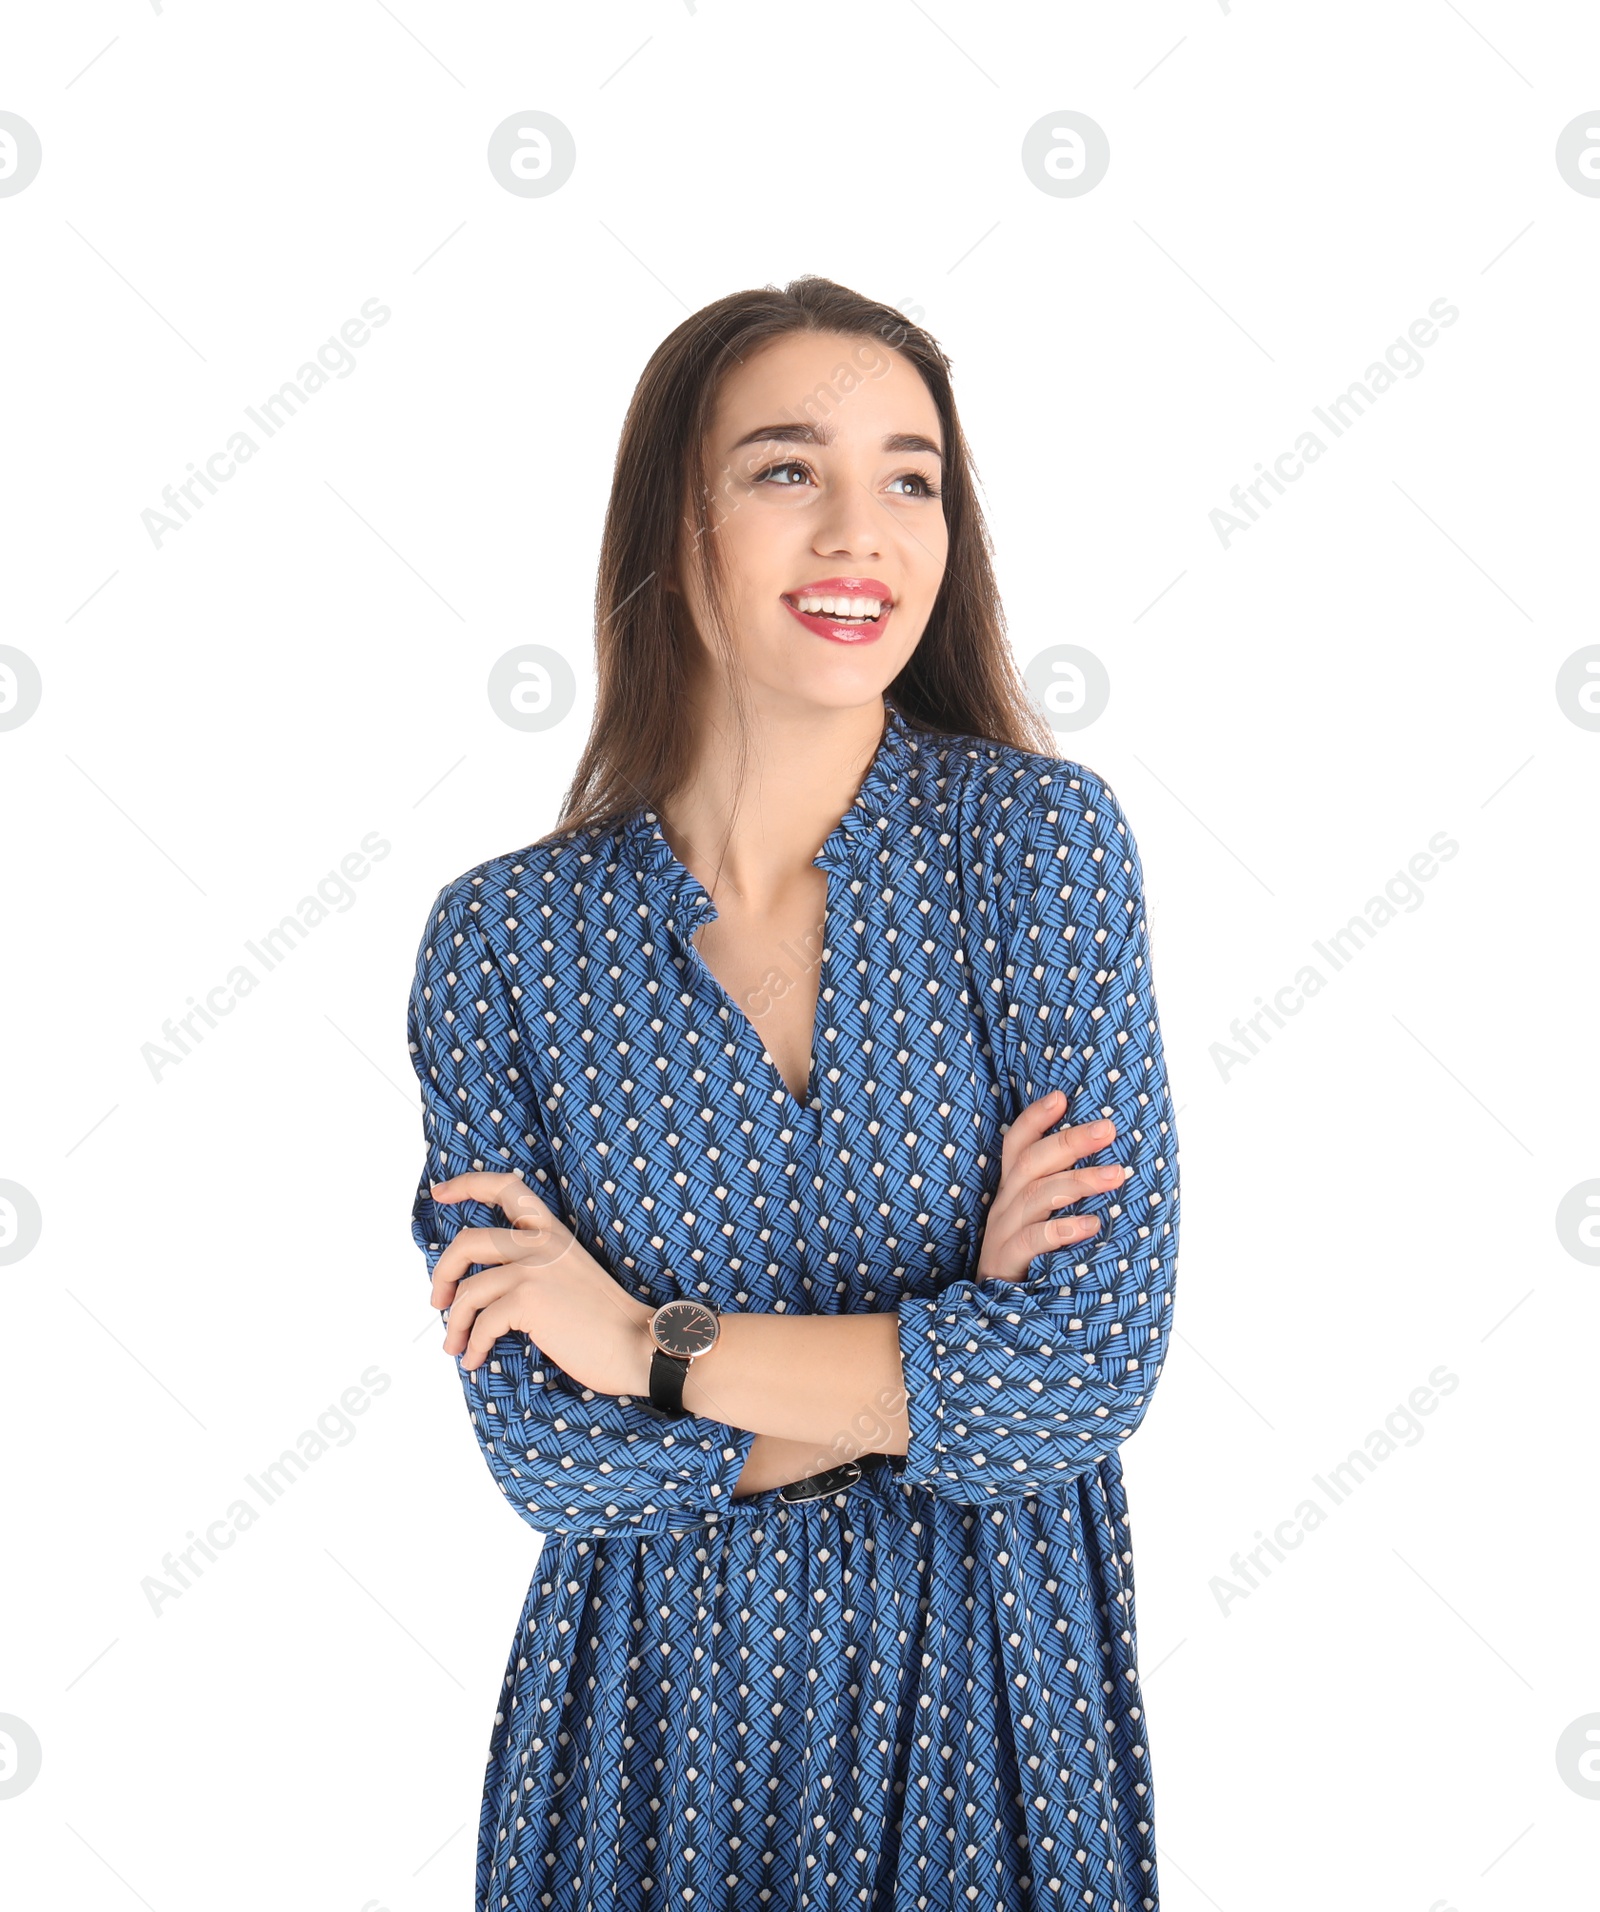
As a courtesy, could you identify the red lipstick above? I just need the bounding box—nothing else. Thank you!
[780,576,894,647]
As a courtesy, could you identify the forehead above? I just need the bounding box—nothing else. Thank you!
[710,329,941,442]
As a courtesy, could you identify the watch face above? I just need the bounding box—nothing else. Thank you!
[651,1299,719,1358]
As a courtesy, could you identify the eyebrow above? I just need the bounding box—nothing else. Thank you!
[728,423,944,464]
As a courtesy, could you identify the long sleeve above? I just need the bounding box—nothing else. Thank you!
[407,873,759,1542]
[895,767,1181,1505]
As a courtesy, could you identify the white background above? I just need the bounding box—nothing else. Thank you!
[2,4,1596,1908]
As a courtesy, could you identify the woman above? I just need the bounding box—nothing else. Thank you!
[407,275,1181,1910]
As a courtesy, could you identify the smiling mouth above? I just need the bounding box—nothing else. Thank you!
[780,594,894,644]
[780,590,892,626]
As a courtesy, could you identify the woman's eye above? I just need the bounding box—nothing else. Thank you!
[750,461,940,499]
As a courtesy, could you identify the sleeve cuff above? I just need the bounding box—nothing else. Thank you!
[896,1290,947,1489]
[614,1391,762,1510]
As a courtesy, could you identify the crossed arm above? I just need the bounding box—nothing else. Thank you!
[677,1311,909,1453]
[658,1315,909,1499]
[408,773,1179,1537]
[424,1085,1124,1494]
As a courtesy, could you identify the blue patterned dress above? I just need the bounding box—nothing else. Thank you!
[407,699,1181,1911]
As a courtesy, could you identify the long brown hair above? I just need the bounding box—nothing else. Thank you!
[546,274,1053,842]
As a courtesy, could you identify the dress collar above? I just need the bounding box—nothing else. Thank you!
[618,697,923,933]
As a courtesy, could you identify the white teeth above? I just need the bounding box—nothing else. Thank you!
[794,592,886,619]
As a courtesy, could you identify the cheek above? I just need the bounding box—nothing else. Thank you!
[911,527,950,602]
[727,508,802,601]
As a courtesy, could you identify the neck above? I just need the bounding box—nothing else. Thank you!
[660,688,889,911]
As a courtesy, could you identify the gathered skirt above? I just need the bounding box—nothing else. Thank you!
[473,1453,1159,1911]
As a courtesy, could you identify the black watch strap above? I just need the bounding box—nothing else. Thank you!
[645,1345,692,1420]
[777,1459,864,1503]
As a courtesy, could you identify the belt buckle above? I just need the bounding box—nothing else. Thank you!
[777,1459,863,1503]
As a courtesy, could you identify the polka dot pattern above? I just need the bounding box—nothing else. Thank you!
[407,700,1181,1909]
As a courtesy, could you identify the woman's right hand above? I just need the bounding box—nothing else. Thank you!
[973,1091,1127,1284]
[428,1171,656,1390]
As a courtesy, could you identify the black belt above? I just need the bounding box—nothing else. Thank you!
[776,1451,904,1504]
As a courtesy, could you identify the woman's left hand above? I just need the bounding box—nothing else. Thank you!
[428,1171,653,1393]
[973,1091,1128,1284]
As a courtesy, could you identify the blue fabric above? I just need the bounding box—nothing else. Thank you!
[407,699,1181,1911]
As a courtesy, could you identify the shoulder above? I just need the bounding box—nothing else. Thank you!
[900,727,1150,1007]
[899,720,1136,889]
[417,816,629,956]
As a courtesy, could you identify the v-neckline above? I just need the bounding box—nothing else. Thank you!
[684,906,831,1119]
[619,699,917,1121]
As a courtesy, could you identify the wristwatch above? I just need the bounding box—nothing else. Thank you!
[640,1297,722,1420]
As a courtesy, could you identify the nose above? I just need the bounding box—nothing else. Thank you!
[812,474,883,562]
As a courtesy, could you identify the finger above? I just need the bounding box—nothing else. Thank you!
[1009,1161,1128,1230]
[431,1169,549,1223]
[1020,1115,1118,1184]
[429,1170,519,1203]
[462,1294,518,1371]
[986,1117,1119,1236]
[978,1206,1104,1283]
[430,1225,525,1303]
[1000,1091,1068,1172]
[1001,1104,1116,1179]
[431,1169,561,1243]
[434,1225,577,1301]
[440,1265,515,1352]
[1020,1211,1102,1268]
